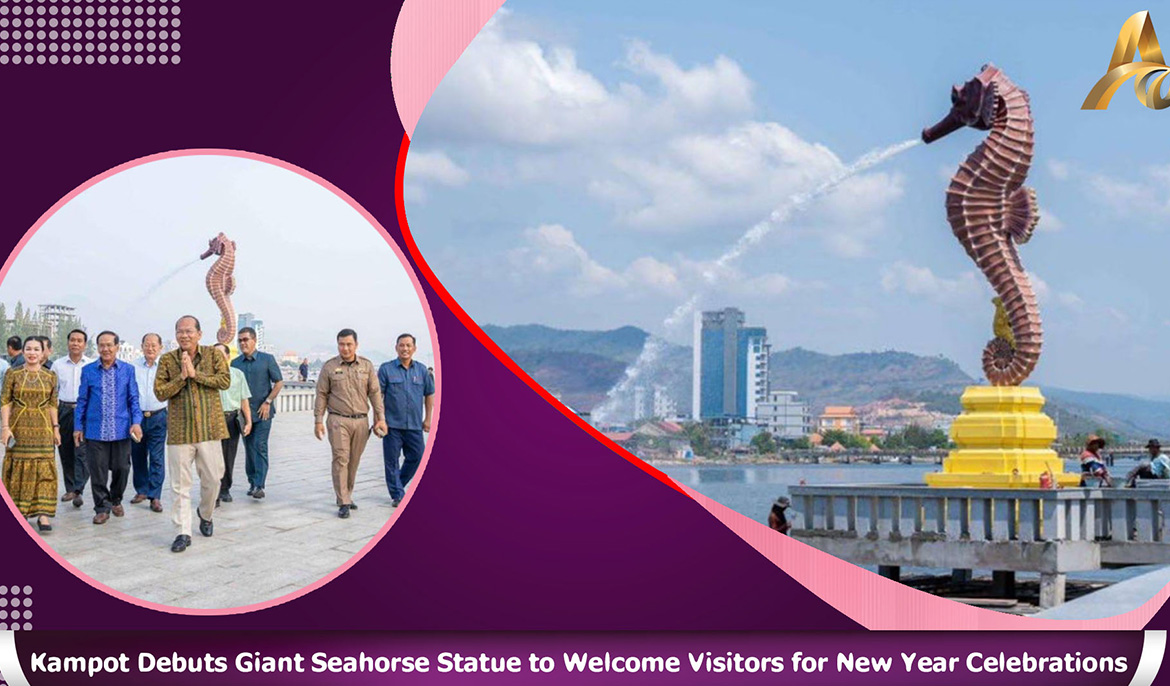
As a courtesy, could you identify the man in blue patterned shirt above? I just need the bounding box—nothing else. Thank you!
[378,333,434,507]
[75,331,143,525]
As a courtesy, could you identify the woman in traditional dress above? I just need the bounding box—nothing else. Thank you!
[1,338,61,532]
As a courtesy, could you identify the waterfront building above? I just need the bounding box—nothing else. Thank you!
[692,307,770,421]
[756,390,812,439]
[818,406,860,434]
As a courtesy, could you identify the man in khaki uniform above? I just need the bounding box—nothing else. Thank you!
[314,328,387,519]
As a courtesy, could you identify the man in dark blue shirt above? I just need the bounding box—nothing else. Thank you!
[378,333,434,506]
[75,331,142,524]
[231,326,283,499]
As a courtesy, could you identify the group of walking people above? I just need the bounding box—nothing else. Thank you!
[0,318,434,554]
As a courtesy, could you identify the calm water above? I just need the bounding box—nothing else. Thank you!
[661,461,1160,583]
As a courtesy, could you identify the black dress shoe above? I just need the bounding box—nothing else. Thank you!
[197,509,214,537]
[246,486,255,497]
[391,498,402,508]
[171,535,191,553]
[220,491,233,503]
[349,502,358,510]
[338,505,350,519]
[72,494,83,508]
[252,488,265,499]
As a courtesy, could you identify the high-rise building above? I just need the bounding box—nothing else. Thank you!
[692,307,770,420]
[633,386,648,422]
[237,312,266,350]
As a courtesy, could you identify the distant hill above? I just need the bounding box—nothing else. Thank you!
[769,347,973,411]
[481,324,648,363]
[482,324,1169,438]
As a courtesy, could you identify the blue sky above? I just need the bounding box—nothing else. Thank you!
[1,156,432,365]
[406,0,1170,396]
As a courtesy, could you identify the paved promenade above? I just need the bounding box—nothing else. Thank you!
[39,412,399,610]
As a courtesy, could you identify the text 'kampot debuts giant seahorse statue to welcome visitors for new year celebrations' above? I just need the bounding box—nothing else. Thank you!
[201,232,238,347]
[922,63,1041,387]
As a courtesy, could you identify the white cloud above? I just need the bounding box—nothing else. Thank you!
[407,151,470,186]
[1036,207,1063,233]
[404,150,469,204]
[591,121,905,254]
[622,40,753,119]
[1047,160,1070,180]
[1085,165,1170,219]
[420,14,752,146]
[880,261,982,304]
[509,224,686,296]
[1029,271,1085,312]
[508,224,812,300]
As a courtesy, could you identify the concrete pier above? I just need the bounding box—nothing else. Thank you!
[789,484,1170,607]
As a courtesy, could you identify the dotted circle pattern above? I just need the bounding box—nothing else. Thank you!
[0,0,180,65]
[0,585,33,631]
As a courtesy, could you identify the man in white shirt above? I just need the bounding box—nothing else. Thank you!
[131,333,169,512]
[55,329,91,508]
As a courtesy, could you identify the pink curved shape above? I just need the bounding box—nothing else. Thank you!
[0,149,441,616]
[390,0,506,138]
[681,483,1170,629]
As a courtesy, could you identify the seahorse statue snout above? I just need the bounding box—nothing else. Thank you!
[201,232,238,347]
[923,64,1042,387]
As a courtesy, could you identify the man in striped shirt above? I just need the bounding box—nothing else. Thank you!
[154,315,231,554]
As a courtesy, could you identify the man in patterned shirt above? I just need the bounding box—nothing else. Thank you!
[154,315,231,553]
[74,331,142,525]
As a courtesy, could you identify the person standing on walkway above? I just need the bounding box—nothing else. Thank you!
[6,336,24,368]
[299,358,309,383]
[232,327,282,500]
[75,331,142,525]
[378,333,433,507]
[215,343,252,505]
[131,333,168,512]
[54,329,91,508]
[0,337,60,532]
[154,316,230,553]
[314,329,386,519]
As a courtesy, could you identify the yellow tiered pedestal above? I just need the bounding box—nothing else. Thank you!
[924,386,1080,489]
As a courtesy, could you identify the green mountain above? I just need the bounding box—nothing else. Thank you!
[482,324,1169,438]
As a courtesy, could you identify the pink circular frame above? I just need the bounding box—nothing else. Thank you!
[0,148,441,616]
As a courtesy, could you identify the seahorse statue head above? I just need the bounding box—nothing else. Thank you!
[922,64,1003,143]
[200,232,234,260]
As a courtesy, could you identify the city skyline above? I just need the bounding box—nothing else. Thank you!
[0,155,434,367]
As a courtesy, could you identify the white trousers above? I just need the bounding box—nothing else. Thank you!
[168,440,224,537]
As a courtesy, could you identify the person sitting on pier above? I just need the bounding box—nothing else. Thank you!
[768,496,792,534]
[1124,439,1170,488]
[1080,434,1114,487]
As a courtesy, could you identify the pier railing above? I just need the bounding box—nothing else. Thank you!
[788,484,1170,606]
[789,484,1170,545]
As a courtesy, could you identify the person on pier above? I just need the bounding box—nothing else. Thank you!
[1080,434,1114,487]
[1124,439,1170,487]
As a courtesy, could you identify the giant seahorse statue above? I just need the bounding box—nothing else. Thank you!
[200,232,238,347]
[922,64,1041,386]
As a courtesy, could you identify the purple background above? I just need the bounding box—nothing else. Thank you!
[0,1,856,632]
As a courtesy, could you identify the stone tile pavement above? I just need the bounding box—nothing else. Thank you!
[32,413,401,610]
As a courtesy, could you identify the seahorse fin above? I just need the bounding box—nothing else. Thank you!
[1007,186,1039,244]
[992,297,1015,349]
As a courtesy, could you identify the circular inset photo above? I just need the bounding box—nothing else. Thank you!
[0,151,437,612]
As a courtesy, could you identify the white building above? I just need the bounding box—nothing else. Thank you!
[756,390,811,439]
[653,387,679,419]
[633,386,648,422]
[116,342,142,362]
[37,303,76,339]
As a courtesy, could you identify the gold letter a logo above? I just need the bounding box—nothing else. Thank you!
[1083,11,1170,109]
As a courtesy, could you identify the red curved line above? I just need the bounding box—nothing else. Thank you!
[395,134,688,498]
